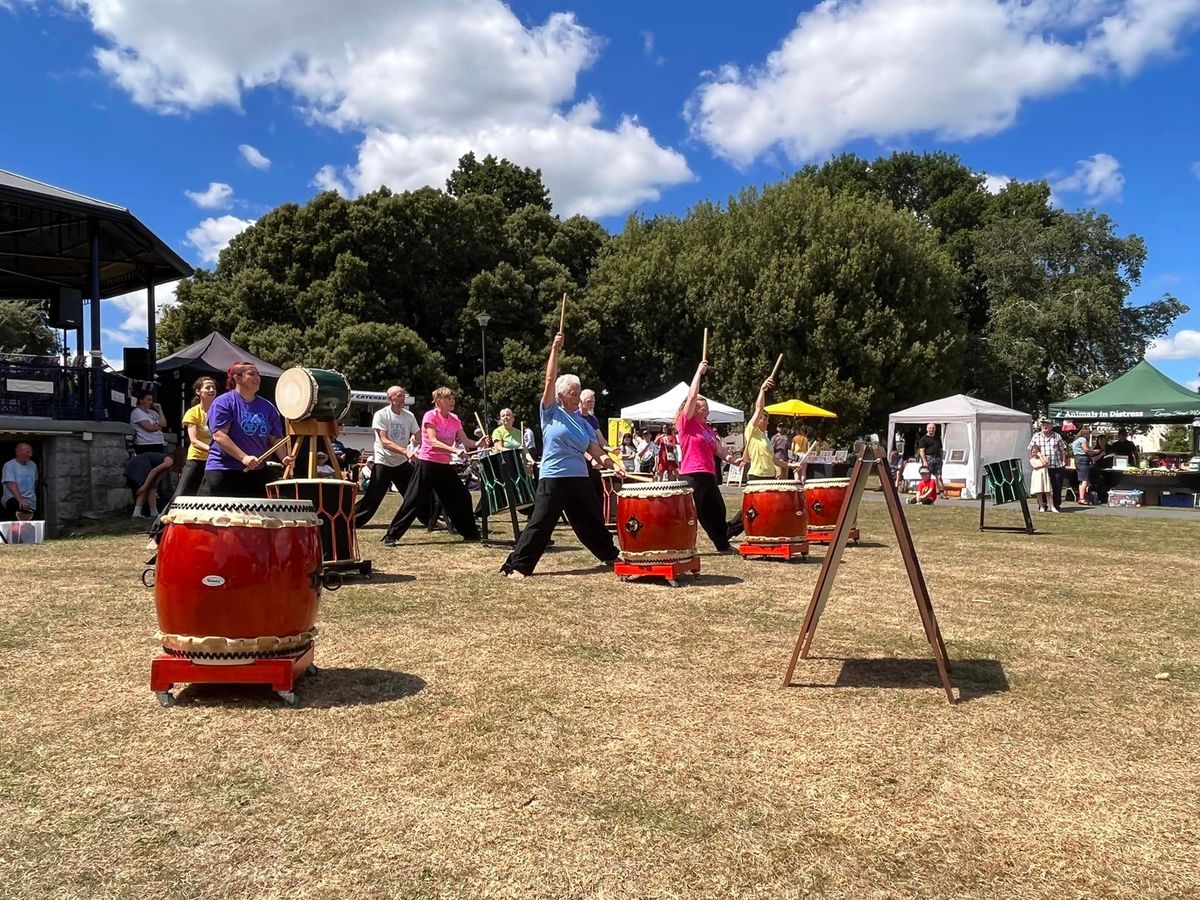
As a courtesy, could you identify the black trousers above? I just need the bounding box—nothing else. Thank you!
[1050,466,1066,509]
[171,459,206,500]
[683,471,730,551]
[385,459,478,542]
[134,443,165,455]
[355,461,428,528]
[502,476,619,576]
[201,468,274,498]
[725,473,773,538]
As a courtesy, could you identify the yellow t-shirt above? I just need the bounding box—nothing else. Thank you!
[791,434,809,456]
[182,404,211,461]
[491,424,522,449]
[744,424,775,478]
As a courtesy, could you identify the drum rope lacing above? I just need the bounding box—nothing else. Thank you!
[158,628,319,657]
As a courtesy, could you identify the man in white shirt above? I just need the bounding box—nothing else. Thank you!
[2,442,39,520]
[354,385,423,527]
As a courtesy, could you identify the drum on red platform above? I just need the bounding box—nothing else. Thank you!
[741,479,808,543]
[154,496,321,661]
[805,478,851,530]
[615,480,697,563]
[267,478,359,564]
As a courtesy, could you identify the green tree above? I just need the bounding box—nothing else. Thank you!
[1159,425,1192,453]
[446,152,551,214]
[0,299,59,356]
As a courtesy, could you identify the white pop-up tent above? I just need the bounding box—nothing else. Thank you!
[888,394,1032,499]
[620,382,744,424]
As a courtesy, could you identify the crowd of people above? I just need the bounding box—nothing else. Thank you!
[1027,419,1141,512]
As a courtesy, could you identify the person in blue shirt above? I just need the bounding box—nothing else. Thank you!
[500,332,619,579]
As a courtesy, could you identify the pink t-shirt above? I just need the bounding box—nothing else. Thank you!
[419,409,462,464]
[676,412,722,476]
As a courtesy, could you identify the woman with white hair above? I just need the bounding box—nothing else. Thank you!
[500,332,619,579]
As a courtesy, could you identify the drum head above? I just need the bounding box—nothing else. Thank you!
[276,368,317,420]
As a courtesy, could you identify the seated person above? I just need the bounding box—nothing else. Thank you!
[315,451,336,478]
[908,466,938,505]
[125,450,178,518]
[2,442,39,520]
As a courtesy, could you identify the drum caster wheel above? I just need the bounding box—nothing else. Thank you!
[666,578,680,588]
[155,691,175,708]
[304,664,319,677]
[618,575,631,582]
[277,691,298,706]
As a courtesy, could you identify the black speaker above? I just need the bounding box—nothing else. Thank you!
[123,347,153,380]
[49,288,83,329]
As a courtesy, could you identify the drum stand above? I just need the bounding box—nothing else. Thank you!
[739,540,809,561]
[151,646,316,707]
[281,419,372,578]
[614,556,700,588]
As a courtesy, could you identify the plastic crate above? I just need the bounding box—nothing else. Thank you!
[0,520,44,544]
[1159,492,1195,509]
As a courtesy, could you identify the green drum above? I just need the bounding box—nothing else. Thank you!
[275,367,352,422]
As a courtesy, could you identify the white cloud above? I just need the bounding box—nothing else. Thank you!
[238,144,270,170]
[1186,378,1200,392]
[183,181,234,209]
[1146,329,1200,361]
[312,164,350,197]
[980,173,1012,195]
[66,0,692,217]
[1053,152,1124,202]
[185,215,254,265]
[686,0,1200,166]
[102,279,180,346]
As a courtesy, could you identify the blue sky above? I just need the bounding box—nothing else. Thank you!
[3,0,1199,390]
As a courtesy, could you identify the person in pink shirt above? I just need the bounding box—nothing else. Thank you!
[677,359,737,552]
[382,386,488,546]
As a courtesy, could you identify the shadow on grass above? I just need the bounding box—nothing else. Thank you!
[790,657,1008,702]
[174,668,427,708]
[349,572,416,585]
[538,565,613,577]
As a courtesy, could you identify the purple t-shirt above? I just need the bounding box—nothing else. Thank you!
[206,391,283,471]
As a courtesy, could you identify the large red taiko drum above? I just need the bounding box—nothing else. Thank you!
[616,481,697,563]
[805,478,853,531]
[154,496,322,661]
[741,479,808,543]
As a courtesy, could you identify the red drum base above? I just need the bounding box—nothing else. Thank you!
[738,540,809,560]
[614,555,700,587]
[807,526,860,545]
[150,645,316,707]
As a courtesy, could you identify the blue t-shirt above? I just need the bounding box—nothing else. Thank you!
[539,401,594,479]
[2,458,38,509]
[206,392,283,471]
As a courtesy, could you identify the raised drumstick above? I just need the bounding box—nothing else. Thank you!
[702,327,708,361]
[474,411,487,442]
[769,353,783,381]
[559,292,568,335]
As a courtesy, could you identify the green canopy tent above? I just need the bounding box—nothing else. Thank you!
[1049,360,1200,424]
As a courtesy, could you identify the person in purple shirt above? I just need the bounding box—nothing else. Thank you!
[204,361,293,497]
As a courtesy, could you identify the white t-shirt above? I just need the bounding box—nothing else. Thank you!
[130,408,163,446]
[372,406,420,467]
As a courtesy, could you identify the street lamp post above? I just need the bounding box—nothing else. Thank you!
[476,312,491,431]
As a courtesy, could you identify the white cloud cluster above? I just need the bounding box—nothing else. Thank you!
[102,279,180,346]
[1053,153,1125,202]
[185,215,254,265]
[184,181,234,209]
[1146,329,1200,361]
[67,0,692,217]
[687,0,1200,165]
[238,144,270,170]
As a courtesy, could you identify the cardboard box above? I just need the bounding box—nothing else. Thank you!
[1108,490,1144,508]
[0,520,44,544]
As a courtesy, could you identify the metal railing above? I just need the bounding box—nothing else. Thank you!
[0,361,141,422]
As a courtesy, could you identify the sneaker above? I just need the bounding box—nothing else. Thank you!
[132,508,146,519]
[381,536,398,547]
[1049,506,1061,513]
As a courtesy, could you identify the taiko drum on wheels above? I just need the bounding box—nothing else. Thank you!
[804,477,860,544]
[614,480,700,586]
[739,479,809,560]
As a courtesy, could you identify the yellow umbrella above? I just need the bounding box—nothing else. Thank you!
[764,399,837,418]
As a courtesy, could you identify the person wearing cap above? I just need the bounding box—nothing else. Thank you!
[1028,418,1068,512]
[908,466,938,505]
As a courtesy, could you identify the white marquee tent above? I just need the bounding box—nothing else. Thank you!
[888,394,1032,500]
[620,383,745,424]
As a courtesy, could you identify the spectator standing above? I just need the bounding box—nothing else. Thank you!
[1029,445,1052,512]
[771,424,790,478]
[1108,428,1139,467]
[916,423,944,490]
[131,391,167,455]
[2,442,38,520]
[1071,425,1096,505]
[1028,418,1068,512]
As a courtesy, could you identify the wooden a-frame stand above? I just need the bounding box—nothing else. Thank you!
[282,419,343,480]
[782,445,956,703]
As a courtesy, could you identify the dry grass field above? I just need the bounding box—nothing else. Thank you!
[1,497,1198,899]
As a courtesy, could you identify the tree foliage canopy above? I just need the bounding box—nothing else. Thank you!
[0,299,58,357]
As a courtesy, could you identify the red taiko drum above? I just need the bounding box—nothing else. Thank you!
[616,481,697,563]
[741,479,808,543]
[805,478,852,530]
[154,497,322,661]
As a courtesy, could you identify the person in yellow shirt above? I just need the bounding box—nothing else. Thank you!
[174,376,216,498]
[726,375,775,539]
[491,408,522,449]
[791,428,808,457]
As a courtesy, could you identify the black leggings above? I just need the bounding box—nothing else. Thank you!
[726,473,773,538]
[356,461,429,528]
[201,468,274,498]
[682,471,730,551]
[385,459,478,542]
[171,459,206,500]
[502,476,619,576]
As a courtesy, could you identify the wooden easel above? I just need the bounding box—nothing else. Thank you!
[782,444,956,703]
[978,461,1035,534]
[282,419,344,480]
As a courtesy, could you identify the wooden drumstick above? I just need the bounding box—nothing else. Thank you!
[474,411,487,443]
[769,353,783,381]
[559,292,567,334]
[260,435,291,461]
[702,327,708,361]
